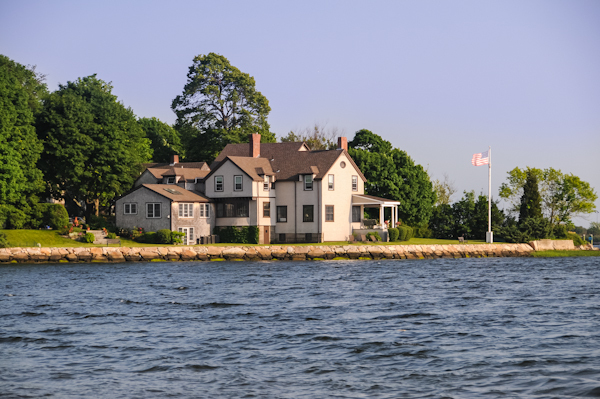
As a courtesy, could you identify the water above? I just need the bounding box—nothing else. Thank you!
[1,258,600,398]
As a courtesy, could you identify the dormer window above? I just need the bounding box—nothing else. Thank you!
[166,176,175,184]
[263,175,269,191]
[304,175,313,191]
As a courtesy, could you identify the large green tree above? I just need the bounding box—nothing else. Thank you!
[37,75,152,218]
[500,166,597,226]
[518,170,543,223]
[348,129,436,226]
[172,53,275,162]
[0,55,46,228]
[280,123,340,150]
[138,117,182,163]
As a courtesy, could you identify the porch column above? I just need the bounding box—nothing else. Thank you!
[379,206,384,228]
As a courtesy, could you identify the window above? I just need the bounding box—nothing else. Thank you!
[352,175,358,191]
[304,175,313,191]
[328,174,334,190]
[303,205,314,222]
[199,203,210,218]
[279,233,286,243]
[178,227,194,245]
[263,175,269,191]
[234,175,243,191]
[352,206,361,222]
[326,205,334,222]
[216,200,249,218]
[166,176,175,184]
[263,202,270,217]
[277,206,287,222]
[124,203,137,215]
[215,176,223,192]
[147,203,161,218]
[178,203,194,218]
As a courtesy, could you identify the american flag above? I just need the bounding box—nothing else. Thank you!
[471,150,489,166]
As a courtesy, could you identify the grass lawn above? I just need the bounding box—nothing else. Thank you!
[532,250,600,257]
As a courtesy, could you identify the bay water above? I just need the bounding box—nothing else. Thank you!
[1,257,600,398]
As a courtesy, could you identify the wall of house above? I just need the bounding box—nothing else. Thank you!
[320,152,365,241]
[115,188,171,232]
[205,161,254,198]
[135,170,159,187]
[273,179,320,239]
[170,202,214,243]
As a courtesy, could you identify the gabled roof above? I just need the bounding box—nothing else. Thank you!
[144,161,210,170]
[205,156,275,182]
[141,184,210,202]
[145,166,210,182]
[210,141,366,182]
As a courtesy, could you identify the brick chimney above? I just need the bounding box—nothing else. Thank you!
[170,154,179,165]
[249,133,261,158]
[337,137,348,151]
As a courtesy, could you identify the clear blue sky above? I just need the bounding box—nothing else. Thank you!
[2,0,599,227]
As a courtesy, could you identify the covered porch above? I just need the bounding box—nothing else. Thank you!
[352,194,401,241]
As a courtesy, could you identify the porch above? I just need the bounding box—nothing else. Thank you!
[351,194,401,242]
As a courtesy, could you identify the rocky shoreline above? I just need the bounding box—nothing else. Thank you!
[0,243,537,263]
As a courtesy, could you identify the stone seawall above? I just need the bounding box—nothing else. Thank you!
[0,244,535,263]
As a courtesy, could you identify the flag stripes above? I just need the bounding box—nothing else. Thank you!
[471,150,489,166]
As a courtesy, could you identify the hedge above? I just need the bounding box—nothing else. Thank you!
[215,226,260,244]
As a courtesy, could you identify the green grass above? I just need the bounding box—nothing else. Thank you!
[532,250,600,257]
[1,229,120,248]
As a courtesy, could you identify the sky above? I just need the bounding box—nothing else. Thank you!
[2,0,599,227]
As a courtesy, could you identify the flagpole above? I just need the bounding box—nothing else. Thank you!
[487,146,493,243]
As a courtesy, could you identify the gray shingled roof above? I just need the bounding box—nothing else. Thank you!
[142,184,210,202]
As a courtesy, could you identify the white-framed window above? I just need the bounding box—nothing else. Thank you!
[199,203,210,218]
[352,175,358,191]
[215,176,224,192]
[304,175,313,191]
[178,203,194,218]
[147,203,161,218]
[326,205,334,222]
[166,176,175,184]
[124,203,137,215]
[178,227,194,245]
[263,202,270,217]
[263,175,269,191]
[234,175,243,191]
[328,174,334,190]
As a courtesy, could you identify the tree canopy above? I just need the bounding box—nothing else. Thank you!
[138,117,183,163]
[348,129,436,226]
[0,55,46,228]
[499,166,597,226]
[172,53,275,162]
[280,123,341,150]
[36,75,152,217]
[518,170,543,223]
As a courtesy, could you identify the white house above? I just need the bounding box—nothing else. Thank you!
[115,134,399,244]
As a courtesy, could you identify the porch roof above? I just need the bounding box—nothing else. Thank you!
[352,194,400,207]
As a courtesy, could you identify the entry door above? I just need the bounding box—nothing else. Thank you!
[178,227,194,245]
[263,226,270,244]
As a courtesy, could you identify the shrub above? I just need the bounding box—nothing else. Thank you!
[414,226,432,238]
[171,231,185,244]
[388,227,399,242]
[0,232,10,248]
[366,232,382,241]
[139,232,157,243]
[84,232,95,243]
[156,229,172,244]
[44,204,69,230]
[567,232,585,246]
[215,226,259,244]
[107,232,117,239]
[247,226,260,244]
[552,224,568,239]
[398,226,414,241]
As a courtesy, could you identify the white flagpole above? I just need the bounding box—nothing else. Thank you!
[487,146,493,243]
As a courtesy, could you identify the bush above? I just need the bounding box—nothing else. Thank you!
[567,232,585,246]
[397,226,414,241]
[139,232,157,243]
[366,232,382,241]
[156,229,172,244]
[107,232,117,239]
[43,204,69,230]
[388,227,399,242]
[171,231,185,244]
[552,224,568,239]
[84,232,95,243]
[414,226,432,238]
[0,232,10,248]
[215,226,259,244]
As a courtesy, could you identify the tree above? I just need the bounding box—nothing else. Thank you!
[36,75,152,218]
[518,170,543,223]
[500,166,596,226]
[280,123,342,150]
[0,55,46,228]
[348,129,436,226]
[432,173,456,206]
[138,117,183,163]
[172,53,275,162]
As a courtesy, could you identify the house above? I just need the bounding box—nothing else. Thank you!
[115,184,213,245]
[115,134,400,244]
